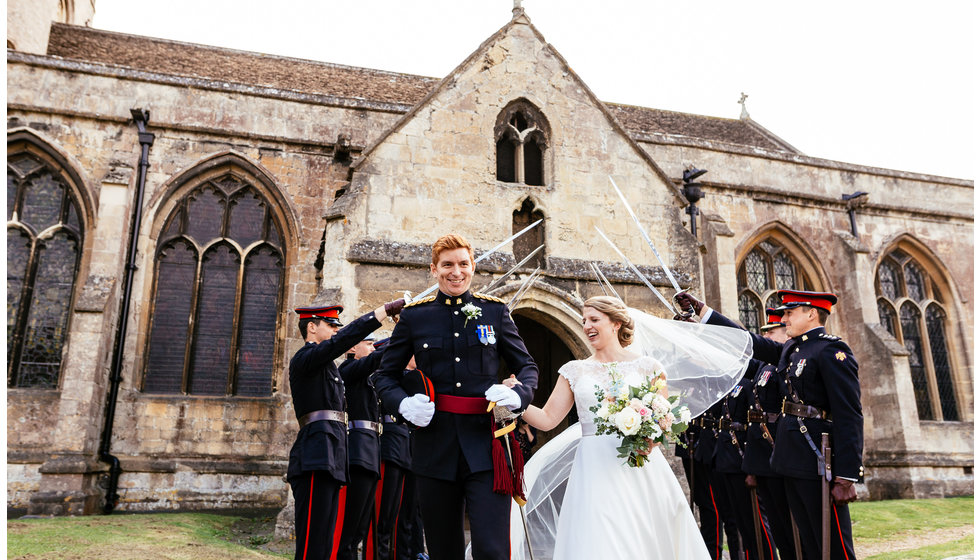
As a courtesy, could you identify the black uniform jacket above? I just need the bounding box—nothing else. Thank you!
[749,327,863,482]
[376,369,414,470]
[741,359,785,477]
[340,349,386,476]
[693,400,722,465]
[714,367,756,474]
[374,290,538,481]
[287,311,382,483]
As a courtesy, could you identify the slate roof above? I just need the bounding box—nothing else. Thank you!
[45,23,795,152]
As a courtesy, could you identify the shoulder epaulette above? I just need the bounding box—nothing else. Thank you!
[819,333,841,341]
[405,295,436,308]
[473,292,506,304]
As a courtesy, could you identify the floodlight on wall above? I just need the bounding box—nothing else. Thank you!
[682,166,707,236]
[842,191,869,237]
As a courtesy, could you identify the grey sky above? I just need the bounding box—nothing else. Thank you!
[91,0,975,180]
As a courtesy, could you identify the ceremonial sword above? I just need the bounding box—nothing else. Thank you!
[594,226,677,313]
[590,262,622,301]
[607,177,693,315]
[405,219,543,304]
[482,244,544,293]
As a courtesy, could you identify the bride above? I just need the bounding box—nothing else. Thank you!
[508,296,747,560]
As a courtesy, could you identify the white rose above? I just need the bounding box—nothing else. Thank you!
[651,394,671,416]
[678,406,692,424]
[649,423,663,439]
[642,392,655,405]
[614,407,642,436]
[596,403,610,420]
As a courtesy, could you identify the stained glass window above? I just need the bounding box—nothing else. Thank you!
[900,303,933,420]
[7,152,83,388]
[738,293,761,333]
[926,305,958,421]
[904,262,926,303]
[877,259,900,301]
[877,299,897,338]
[737,237,812,333]
[143,174,284,396]
[744,250,768,294]
[876,248,959,421]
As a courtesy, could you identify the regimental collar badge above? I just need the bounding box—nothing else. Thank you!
[835,351,847,361]
[476,325,496,345]
[794,359,807,377]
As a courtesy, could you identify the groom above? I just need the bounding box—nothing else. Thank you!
[373,233,539,560]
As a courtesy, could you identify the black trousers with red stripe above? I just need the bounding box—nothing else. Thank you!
[416,457,510,560]
[290,471,342,560]
[718,472,776,560]
[337,466,379,560]
[683,457,735,560]
[783,477,856,560]
[756,475,807,560]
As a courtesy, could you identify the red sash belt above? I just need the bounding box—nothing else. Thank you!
[434,394,490,415]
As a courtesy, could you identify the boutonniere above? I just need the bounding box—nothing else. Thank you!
[461,302,482,327]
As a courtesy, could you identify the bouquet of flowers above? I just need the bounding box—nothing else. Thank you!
[589,364,692,467]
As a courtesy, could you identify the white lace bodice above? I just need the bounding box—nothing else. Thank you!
[558,356,664,436]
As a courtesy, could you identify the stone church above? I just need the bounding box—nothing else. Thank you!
[7,2,973,515]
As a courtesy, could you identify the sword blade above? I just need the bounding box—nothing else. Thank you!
[594,226,678,313]
[592,262,622,301]
[588,263,609,297]
[608,177,684,294]
[483,244,544,293]
[508,268,541,310]
[407,219,543,303]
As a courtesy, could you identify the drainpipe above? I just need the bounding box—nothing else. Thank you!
[98,108,154,514]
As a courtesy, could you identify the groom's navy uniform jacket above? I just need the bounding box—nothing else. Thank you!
[374,290,538,478]
[373,290,538,560]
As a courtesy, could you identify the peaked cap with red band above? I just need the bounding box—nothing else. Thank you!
[759,307,786,332]
[775,290,838,314]
[294,304,344,326]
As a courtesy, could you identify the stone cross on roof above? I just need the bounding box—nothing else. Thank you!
[739,92,750,119]
[514,0,523,15]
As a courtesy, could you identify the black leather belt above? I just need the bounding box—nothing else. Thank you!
[747,410,780,423]
[718,418,746,432]
[298,409,347,428]
[694,415,717,428]
[349,420,383,434]
[782,400,832,421]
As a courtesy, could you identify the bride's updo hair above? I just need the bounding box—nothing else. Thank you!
[583,296,635,347]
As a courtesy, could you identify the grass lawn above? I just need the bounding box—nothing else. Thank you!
[6,497,974,559]
[7,512,291,559]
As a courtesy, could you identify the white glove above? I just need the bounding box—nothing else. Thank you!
[398,394,435,427]
[485,384,522,411]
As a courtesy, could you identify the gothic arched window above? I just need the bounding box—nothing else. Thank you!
[495,101,550,186]
[143,174,284,396]
[736,238,813,332]
[512,198,545,269]
[7,151,84,388]
[875,249,959,421]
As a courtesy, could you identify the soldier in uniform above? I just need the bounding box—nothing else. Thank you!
[373,352,425,560]
[288,299,404,560]
[743,310,804,560]
[374,233,539,560]
[677,290,862,560]
[335,334,387,560]
[714,358,777,560]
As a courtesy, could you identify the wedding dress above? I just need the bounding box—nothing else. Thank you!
[510,310,751,560]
